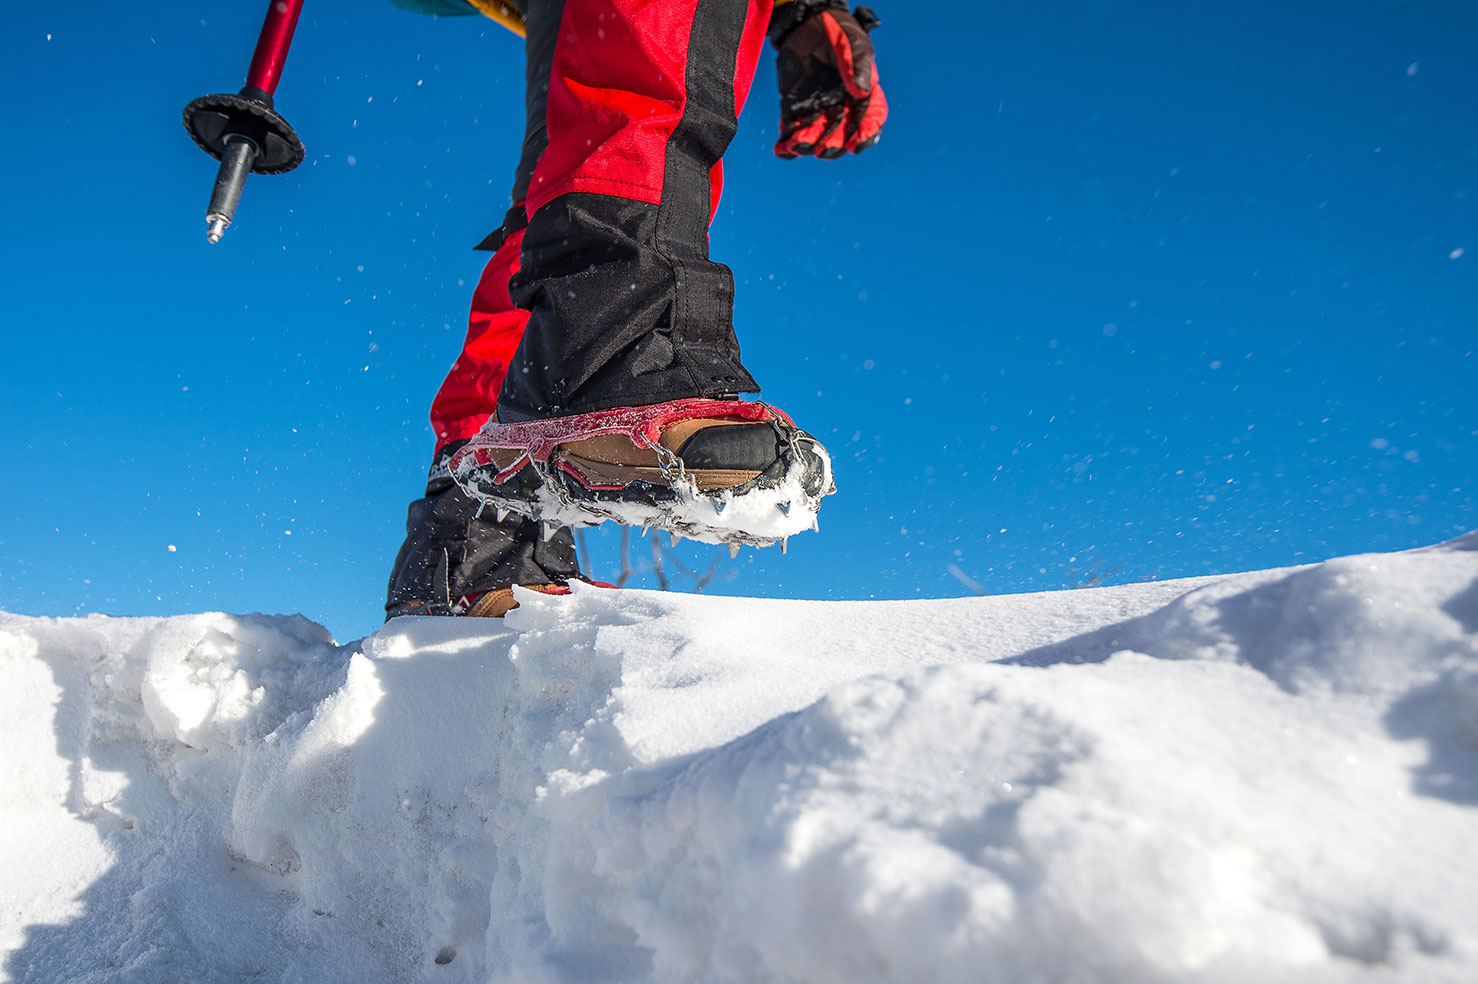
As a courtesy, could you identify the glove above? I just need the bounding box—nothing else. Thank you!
[769,2,888,159]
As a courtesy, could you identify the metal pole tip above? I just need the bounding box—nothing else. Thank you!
[206,216,229,244]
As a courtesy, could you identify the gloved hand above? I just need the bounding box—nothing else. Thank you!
[769,2,887,159]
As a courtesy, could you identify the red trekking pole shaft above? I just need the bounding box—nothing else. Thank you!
[244,0,305,99]
[182,0,308,243]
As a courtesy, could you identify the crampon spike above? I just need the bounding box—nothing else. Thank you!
[445,398,835,548]
[728,542,741,559]
[495,506,511,523]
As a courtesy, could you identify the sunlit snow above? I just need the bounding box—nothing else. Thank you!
[3,534,1476,983]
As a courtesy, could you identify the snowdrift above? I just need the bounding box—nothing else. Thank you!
[3,534,1476,983]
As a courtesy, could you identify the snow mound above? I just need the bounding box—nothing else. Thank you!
[4,534,1476,983]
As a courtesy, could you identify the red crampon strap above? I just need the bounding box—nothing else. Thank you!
[447,399,793,485]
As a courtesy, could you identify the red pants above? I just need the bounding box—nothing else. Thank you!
[430,0,774,451]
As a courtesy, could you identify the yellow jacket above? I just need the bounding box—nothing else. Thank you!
[464,0,525,36]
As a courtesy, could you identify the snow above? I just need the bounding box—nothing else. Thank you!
[3,534,1477,983]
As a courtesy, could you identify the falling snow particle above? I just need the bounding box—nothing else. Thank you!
[1450,248,1464,260]
[1407,62,1419,76]
[167,545,177,552]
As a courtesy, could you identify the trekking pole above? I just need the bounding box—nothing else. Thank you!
[182,0,308,244]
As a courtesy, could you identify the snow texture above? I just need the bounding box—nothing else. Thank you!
[3,534,1477,983]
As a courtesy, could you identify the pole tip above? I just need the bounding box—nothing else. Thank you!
[206,216,228,244]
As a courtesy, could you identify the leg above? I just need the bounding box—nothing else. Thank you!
[497,0,774,419]
[429,0,563,447]
[445,0,834,550]
[386,243,582,617]
[384,463,579,618]
[385,6,586,619]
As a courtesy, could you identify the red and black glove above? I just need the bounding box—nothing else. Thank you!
[769,2,888,159]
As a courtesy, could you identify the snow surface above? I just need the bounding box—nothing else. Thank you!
[3,534,1477,983]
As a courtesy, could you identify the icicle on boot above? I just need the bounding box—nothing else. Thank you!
[447,399,834,550]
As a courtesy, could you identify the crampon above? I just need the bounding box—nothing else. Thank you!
[446,399,834,552]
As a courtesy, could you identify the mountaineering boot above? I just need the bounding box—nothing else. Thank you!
[447,399,834,550]
[385,439,585,619]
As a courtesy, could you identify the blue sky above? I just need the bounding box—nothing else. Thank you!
[2,1,1473,642]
